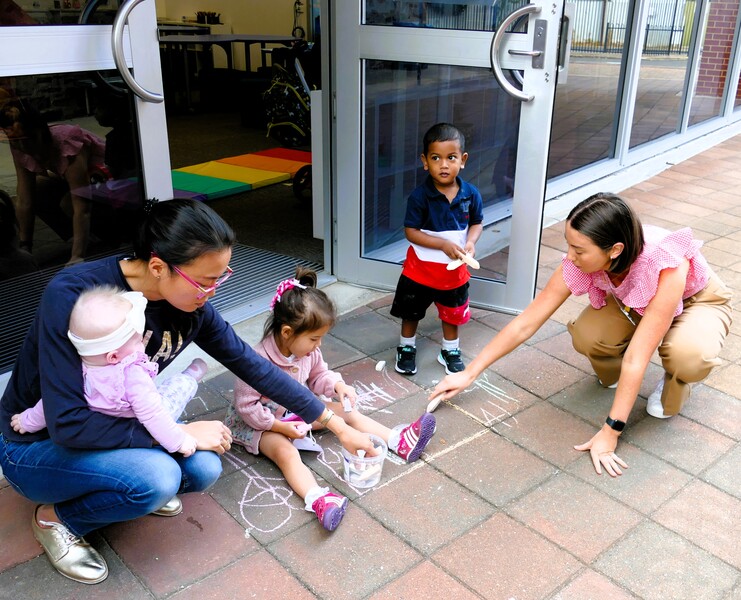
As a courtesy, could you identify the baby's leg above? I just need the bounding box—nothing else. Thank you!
[157,359,207,420]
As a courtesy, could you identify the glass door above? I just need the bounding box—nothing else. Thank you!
[333,0,569,312]
[0,0,171,269]
[0,0,170,374]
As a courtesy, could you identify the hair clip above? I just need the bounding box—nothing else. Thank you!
[270,278,307,310]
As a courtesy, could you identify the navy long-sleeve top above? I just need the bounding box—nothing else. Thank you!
[0,256,326,448]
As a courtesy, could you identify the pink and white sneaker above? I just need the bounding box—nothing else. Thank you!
[312,492,348,531]
[396,413,436,463]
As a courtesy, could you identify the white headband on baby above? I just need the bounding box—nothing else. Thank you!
[67,291,147,356]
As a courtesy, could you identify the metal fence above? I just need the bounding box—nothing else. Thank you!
[571,0,695,55]
[419,0,695,56]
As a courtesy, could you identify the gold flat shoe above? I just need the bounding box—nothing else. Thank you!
[31,506,108,584]
[151,495,182,517]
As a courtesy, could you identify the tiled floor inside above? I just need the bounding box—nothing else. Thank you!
[1,136,740,599]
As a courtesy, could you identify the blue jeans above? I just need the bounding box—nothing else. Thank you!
[0,433,222,536]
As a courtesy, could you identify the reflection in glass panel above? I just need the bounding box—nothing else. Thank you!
[363,61,520,282]
[630,2,695,148]
[689,1,739,126]
[365,0,528,32]
[0,72,142,279]
[548,0,630,179]
[0,0,119,26]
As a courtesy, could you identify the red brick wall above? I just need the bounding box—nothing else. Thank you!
[695,0,739,98]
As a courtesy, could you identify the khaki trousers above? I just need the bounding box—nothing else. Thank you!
[567,274,733,415]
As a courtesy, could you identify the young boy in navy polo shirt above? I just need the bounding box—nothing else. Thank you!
[391,123,484,376]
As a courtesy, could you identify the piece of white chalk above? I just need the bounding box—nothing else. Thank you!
[447,254,480,270]
[375,360,386,371]
[342,397,353,412]
[446,258,464,271]
[461,253,480,269]
[426,393,445,413]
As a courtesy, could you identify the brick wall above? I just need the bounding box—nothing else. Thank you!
[695,0,740,99]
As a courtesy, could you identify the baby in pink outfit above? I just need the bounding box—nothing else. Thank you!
[11,286,206,455]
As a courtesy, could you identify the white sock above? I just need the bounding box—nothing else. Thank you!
[304,485,329,512]
[442,338,460,351]
[182,358,208,383]
[400,335,416,347]
[387,425,403,453]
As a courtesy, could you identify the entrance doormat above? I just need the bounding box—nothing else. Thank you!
[172,148,311,201]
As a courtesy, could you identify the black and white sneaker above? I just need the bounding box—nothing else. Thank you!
[395,345,417,375]
[438,349,465,374]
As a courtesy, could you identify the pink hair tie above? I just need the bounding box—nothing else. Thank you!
[271,278,306,310]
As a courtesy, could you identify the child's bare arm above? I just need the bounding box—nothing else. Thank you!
[464,223,484,256]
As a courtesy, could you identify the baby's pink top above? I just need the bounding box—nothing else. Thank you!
[234,335,342,431]
[561,224,710,317]
[83,351,190,453]
[11,123,105,176]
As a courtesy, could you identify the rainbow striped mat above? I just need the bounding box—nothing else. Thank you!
[172,148,311,201]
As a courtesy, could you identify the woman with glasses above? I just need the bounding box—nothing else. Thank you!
[0,198,376,585]
[432,193,732,478]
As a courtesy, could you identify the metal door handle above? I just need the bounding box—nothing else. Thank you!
[490,3,541,102]
[112,0,163,103]
[508,49,543,57]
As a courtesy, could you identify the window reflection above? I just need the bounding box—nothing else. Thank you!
[0,0,118,26]
[0,73,142,280]
[630,3,696,148]
[689,1,739,127]
[548,0,631,179]
[364,0,529,32]
[363,60,519,281]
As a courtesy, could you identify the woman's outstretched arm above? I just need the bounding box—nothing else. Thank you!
[432,265,572,401]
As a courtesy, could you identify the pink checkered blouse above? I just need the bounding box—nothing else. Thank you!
[561,225,711,317]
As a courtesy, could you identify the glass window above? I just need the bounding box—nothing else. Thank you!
[689,0,739,126]
[548,0,631,178]
[365,0,529,32]
[363,60,521,282]
[0,72,143,278]
[630,1,696,148]
[0,0,119,26]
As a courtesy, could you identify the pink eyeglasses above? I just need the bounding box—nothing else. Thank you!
[152,252,234,300]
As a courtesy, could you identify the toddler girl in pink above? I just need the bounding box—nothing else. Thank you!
[225,268,436,532]
[11,286,206,456]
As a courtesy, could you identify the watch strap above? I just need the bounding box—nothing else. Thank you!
[605,416,626,432]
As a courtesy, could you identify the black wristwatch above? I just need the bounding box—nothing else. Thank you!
[605,416,626,432]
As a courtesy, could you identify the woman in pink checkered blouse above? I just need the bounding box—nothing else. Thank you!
[433,192,732,477]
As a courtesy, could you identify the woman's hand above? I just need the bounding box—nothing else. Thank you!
[179,421,232,455]
[432,370,476,403]
[574,426,628,477]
